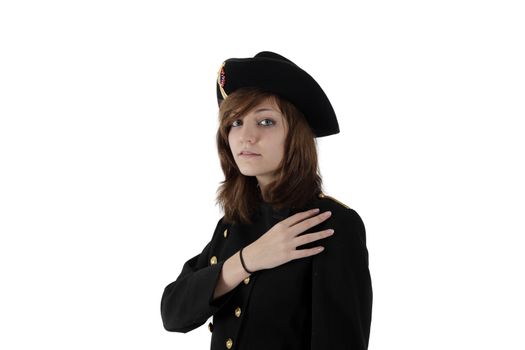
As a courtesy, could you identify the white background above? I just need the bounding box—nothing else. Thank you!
[1,0,524,349]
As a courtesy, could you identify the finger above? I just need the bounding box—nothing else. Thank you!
[282,208,321,227]
[290,246,325,260]
[288,210,332,236]
[294,229,334,247]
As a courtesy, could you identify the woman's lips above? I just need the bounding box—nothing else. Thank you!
[240,154,261,158]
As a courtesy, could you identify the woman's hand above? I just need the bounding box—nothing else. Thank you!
[242,208,334,272]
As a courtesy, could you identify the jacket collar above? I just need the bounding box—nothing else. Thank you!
[259,200,291,221]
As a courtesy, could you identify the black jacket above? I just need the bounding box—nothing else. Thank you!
[161,192,373,349]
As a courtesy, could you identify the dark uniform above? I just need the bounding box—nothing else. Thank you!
[160,191,373,349]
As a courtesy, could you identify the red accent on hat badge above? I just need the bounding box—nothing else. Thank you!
[219,66,226,88]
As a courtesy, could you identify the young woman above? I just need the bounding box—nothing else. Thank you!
[160,51,373,350]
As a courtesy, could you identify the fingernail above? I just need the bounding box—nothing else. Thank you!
[312,208,320,212]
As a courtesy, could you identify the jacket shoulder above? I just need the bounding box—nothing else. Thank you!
[317,191,351,210]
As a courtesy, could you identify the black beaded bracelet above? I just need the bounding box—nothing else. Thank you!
[239,247,254,274]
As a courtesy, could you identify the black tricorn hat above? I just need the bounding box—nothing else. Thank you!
[216,51,339,138]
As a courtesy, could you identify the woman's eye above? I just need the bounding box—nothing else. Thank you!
[260,119,275,126]
[232,119,241,127]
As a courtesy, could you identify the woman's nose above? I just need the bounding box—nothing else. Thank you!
[238,123,257,143]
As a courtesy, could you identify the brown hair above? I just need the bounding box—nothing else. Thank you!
[215,87,325,225]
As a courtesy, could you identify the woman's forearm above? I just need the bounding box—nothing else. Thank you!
[213,250,252,300]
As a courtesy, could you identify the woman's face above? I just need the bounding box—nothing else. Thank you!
[228,97,288,189]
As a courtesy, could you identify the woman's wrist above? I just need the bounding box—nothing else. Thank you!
[239,247,254,274]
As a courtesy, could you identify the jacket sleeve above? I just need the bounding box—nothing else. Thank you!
[160,217,236,333]
[311,208,373,349]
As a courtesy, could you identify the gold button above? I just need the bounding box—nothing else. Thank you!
[226,338,233,349]
[223,228,228,238]
[210,256,217,265]
[243,277,250,284]
[208,322,214,332]
[234,307,241,317]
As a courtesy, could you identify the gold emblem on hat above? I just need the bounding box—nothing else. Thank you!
[217,61,228,100]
